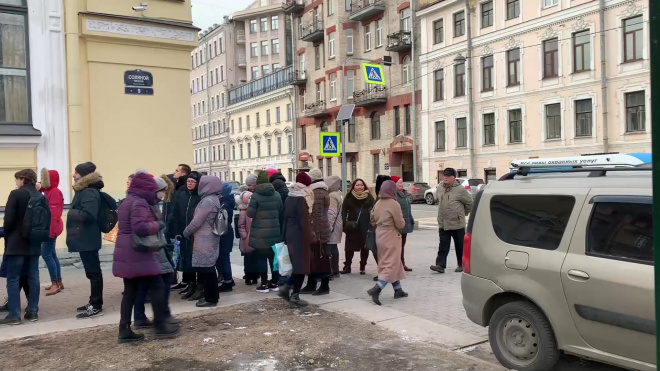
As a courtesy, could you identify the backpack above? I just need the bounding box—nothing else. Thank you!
[212,207,229,236]
[97,191,118,233]
[22,189,51,243]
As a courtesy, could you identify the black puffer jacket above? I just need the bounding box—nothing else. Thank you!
[66,172,104,253]
[270,172,289,204]
[3,184,41,256]
[247,183,283,254]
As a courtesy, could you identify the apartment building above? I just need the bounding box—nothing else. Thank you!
[419,0,650,185]
[286,0,421,185]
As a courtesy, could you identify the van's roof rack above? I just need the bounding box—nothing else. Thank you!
[499,163,651,181]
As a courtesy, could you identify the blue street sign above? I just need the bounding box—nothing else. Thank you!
[320,132,340,157]
[363,63,385,85]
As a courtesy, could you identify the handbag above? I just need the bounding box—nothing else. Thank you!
[344,205,363,232]
[130,201,166,253]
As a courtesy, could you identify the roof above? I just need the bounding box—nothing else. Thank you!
[488,170,652,191]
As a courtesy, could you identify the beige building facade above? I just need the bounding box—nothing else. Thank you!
[419,0,651,185]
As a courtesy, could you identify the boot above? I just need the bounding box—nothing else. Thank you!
[340,263,351,274]
[188,285,204,301]
[331,254,340,276]
[44,283,54,291]
[277,284,291,302]
[118,325,145,344]
[171,282,187,291]
[299,278,317,295]
[181,284,197,300]
[154,321,181,339]
[289,293,308,308]
[394,288,409,299]
[179,284,193,295]
[45,281,60,296]
[312,278,330,296]
[367,284,382,306]
[57,279,64,290]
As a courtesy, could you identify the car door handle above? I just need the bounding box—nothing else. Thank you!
[568,270,590,280]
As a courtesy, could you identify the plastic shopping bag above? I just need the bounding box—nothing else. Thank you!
[273,242,292,277]
[173,240,181,268]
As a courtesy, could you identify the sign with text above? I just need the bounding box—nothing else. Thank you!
[362,63,385,85]
[320,132,341,157]
[125,69,154,95]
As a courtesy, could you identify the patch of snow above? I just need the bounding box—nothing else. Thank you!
[203,337,216,343]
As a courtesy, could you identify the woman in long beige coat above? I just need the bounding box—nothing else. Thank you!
[367,180,408,306]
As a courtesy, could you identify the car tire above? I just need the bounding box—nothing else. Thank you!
[488,301,560,371]
[425,194,435,205]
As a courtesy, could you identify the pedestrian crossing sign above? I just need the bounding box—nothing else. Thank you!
[363,63,385,85]
[320,132,341,157]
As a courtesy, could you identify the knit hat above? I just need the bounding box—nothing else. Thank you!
[246,174,258,186]
[443,168,458,177]
[390,175,401,183]
[308,168,323,181]
[154,177,167,191]
[266,168,278,178]
[257,171,269,185]
[296,172,312,187]
[187,171,201,184]
[75,162,96,177]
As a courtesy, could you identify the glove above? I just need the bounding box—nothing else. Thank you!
[158,221,166,231]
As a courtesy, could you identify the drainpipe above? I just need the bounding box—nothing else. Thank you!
[465,0,476,178]
[599,0,609,153]
[411,3,418,182]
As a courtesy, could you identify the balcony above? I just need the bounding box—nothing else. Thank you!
[237,53,246,67]
[282,0,304,14]
[303,100,327,118]
[353,86,387,107]
[386,31,412,52]
[228,66,293,105]
[236,30,245,44]
[288,70,307,86]
[349,0,385,22]
[300,20,324,43]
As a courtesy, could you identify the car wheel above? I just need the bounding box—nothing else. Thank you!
[425,194,435,205]
[488,301,560,371]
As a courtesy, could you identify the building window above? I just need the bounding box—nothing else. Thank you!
[482,55,494,91]
[266,109,271,125]
[220,66,224,81]
[247,143,251,159]
[507,48,520,86]
[506,0,519,20]
[394,106,401,136]
[287,134,293,153]
[433,19,443,44]
[345,0,351,11]
[454,11,465,37]
[261,40,269,56]
[481,1,493,28]
[328,32,335,58]
[231,119,234,134]
[246,115,251,130]
[286,104,292,121]
[326,158,332,176]
[346,28,354,55]
[327,0,334,15]
[272,39,280,54]
[456,118,467,148]
[239,144,243,159]
[350,157,357,181]
[250,42,258,57]
[271,15,279,30]
[370,112,381,139]
[321,121,328,132]
[545,103,561,139]
[376,20,383,47]
[256,141,261,157]
[315,45,321,70]
[250,19,257,33]
[238,117,242,132]
[267,138,272,156]
[573,30,591,72]
[372,153,380,182]
[483,113,495,145]
[434,69,444,101]
[625,91,646,132]
[543,0,558,7]
[543,38,559,78]
[435,121,445,150]
[623,16,643,63]
[364,24,372,51]
[273,63,280,71]
[404,105,411,135]
[256,112,260,128]
[262,65,270,76]
[508,109,522,143]
[455,62,465,97]
[319,156,324,175]
[276,107,281,123]
[330,73,337,100]
[315,82,322,102]
[260,17,268,32]
[348,117,356,142]
[402,56,412,85]
[400,7,411,32]
[277,137,282,155]
[251,66,259,79]
[575,99,592,137]
[347,70,355,96]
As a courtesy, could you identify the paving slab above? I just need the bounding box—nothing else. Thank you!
[377,314,486,349]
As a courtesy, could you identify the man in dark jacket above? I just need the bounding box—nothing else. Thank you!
[66,162,105,319]
[247,171,283,293]
[269,172,289,204]
[1,169,42,325]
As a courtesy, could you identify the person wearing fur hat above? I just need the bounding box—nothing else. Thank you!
[237,191,258,285]
[37,168,65,296]
[247,171,283,293]
[300,169,332,296]
[67,162,106,319]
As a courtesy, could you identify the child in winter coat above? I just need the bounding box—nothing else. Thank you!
[238,191,258,285]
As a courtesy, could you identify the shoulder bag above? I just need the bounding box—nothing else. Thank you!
[131,201,166,253]
[344,205,363,232]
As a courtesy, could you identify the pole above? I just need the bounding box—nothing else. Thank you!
[598,0,609,153]
[411,4,418,182]
[205,42,212,175]
[465,0,476,178]
[290,13,299,174]
[340,59,348,196]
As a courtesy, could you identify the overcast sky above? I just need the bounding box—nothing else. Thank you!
[191,0,255,31]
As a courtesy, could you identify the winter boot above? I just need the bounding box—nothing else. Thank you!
[299,278,317,295]
[367,284,382,306]
[181,284,198,300]
[154,321,181,339]
[118,325,145,344]
[57,279,64,290]
[289,293,308,308]
[394,288,409,299]
[341,262,352,274]
[45,281,60,296]
[188,285,204,301]
[277,284,292,302]
[331,254,340,276]
[179,284,193,295]
[312,278,330,296]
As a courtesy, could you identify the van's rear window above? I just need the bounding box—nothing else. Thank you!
[490,195,576,250]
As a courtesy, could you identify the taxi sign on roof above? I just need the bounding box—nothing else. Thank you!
[363,63,385,85]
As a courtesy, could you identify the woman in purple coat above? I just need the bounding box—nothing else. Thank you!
[113,171,180,344]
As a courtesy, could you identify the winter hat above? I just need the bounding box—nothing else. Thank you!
[390,175,401,183]
[296,172,312,187]
[239,184,249,192]
[443,168,458,177]
[379,180,397,200]
[154,177,167,191]
[266,168,278,178]
[308,168,323,181]
[246,174,258,186]
[257,171,269,185]
[75,162,96,177]
[187,171,201,183]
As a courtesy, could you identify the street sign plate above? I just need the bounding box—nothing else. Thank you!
[124,70,153,87]
[125,87,154,95]
[336,104,355,121]
[320,132,341,157]
[363,63,385,85]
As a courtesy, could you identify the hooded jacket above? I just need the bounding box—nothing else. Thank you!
[283,183,314,275]
[325,176,343,244]
[237,191,253,254]
[436,180,473,231]
[183,176,222,268]
[270,172,289,204]
[112,172,162,279]
[3,182,40,256]
[395,189,414,234]
[247,182,283,254]
[219,182,236,253]
[40,168,64,239]
[309,180,330,244]
[66,172,104,253]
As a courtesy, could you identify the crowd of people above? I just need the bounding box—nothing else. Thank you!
[1,161,473,341]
